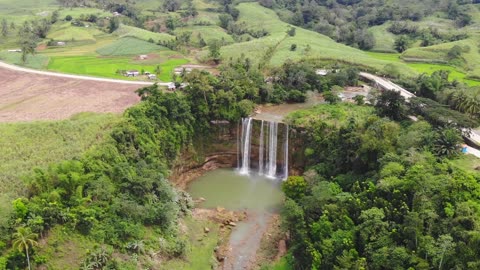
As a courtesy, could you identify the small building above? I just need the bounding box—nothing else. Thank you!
[147,74,156,80]
[167,82,176,90]
[56,41,66,46]
[125,70,140,77]
[8,49,21,53]
[139,55,148,60]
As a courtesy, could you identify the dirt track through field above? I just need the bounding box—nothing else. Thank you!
[0,67,143,122]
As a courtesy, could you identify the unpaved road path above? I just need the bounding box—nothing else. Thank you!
[0,61,163,86]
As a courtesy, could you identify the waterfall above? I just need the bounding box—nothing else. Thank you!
[258,120,265,175]
[237,118,289,180]
[283,124,289,180]
[266,121,278,179]
[239,118,253,175]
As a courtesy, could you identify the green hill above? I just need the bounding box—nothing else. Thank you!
[216,3,415,75]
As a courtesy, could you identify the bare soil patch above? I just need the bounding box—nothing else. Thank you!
[0,67,142,122]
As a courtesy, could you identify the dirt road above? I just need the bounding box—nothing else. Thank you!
[0,61,162,85]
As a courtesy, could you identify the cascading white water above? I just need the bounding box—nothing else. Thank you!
[283,124,289,180]
[265,121,278,179]
[239,118,253,175]
[238,118,289,180]
[258,120,265,175]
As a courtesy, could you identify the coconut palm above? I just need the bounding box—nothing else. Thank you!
[448,89,480,118]
[12,227,38,270]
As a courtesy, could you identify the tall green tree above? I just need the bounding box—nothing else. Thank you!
[12,227,38,270]
[19,35,37,63]
[1,19,8,37]
[208,39,222,63]
[375,90,407,121]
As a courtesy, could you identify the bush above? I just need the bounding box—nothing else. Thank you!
[288,90,307,103]
[65,15,73,21]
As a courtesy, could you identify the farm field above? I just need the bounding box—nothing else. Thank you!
[0,66,141,122]
[114,24,175,43]
[96,37,170,56]
[47,55,188,81]
[47,23,104,42]
[366,52,480,86]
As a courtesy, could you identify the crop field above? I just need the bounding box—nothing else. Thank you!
[115,24,175,43]
[0,51,50,69]
[0,66,141,122]
[48,55,188,81]
[175,25,235,45]
[0,112,119,198]
[47,23,103,42]
[96,37,169,56]
[366,51,480,86]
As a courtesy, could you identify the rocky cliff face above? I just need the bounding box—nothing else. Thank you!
[170,122,239,189]
[169,121,306,189]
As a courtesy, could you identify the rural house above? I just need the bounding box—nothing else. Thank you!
[125,70,140,77]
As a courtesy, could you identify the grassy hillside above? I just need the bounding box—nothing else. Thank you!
[366,52,480,86]
[368,23,396,53]
[47,23,104,42]
[216,3,415,75]
[0,113,119,198]
[175,25,234,45]
[402,36,480,79]
[114,24,175,43]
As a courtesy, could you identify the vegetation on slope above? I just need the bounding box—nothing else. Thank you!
[281,96,480,269]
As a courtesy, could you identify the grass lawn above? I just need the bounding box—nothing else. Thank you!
[159,215,220,270]
[0,113,119,198]
[286,103,375,128]
[261,258,293,270]
[96,37,169,56]
[48,55,188,81]
[450,154,480,175]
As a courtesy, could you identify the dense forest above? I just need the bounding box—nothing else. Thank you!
[282,93,480,269]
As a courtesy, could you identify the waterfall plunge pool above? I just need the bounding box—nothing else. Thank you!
[187,168,284,212]
[187,168,285,269]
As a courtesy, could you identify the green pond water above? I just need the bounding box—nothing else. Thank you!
[187,169,284,211]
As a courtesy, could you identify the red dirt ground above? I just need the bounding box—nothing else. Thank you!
[0,67,142,122]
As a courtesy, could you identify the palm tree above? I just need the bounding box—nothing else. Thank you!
[12,227,38,270]
[448,89,480,118]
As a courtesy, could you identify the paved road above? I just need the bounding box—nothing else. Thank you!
[0,61,166,86]
[358,71,480,158]
[359,72,416,100]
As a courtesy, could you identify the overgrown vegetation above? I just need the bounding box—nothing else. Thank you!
[281,99,480,269]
